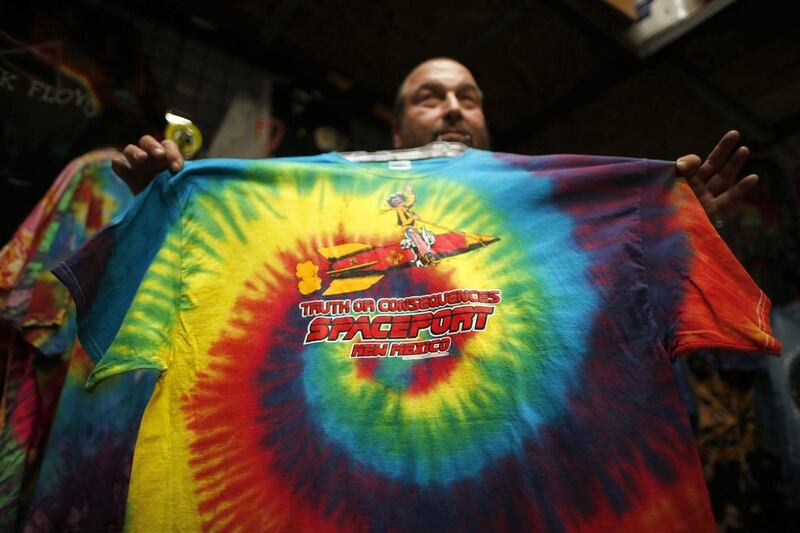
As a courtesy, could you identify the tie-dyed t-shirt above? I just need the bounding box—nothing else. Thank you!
[0,149,135,531]
[54,150,780,532]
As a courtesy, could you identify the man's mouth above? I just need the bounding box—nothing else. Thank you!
[435,130,472,144]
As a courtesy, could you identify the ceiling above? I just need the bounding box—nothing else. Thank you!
[119,0,799,167]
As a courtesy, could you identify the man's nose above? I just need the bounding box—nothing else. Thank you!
[442,92,462,121]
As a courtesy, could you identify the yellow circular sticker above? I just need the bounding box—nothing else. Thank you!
[165,122,203,158]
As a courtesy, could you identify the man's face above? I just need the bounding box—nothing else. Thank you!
[393,59,490,150]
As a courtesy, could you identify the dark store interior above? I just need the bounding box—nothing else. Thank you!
[2,1,799,531]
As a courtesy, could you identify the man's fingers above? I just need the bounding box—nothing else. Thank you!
[139,134,157,146]
[123,143,149,163]
[676,154,702,178]
[722,145,750,180]
[112,156,149,195]
[730,174,759,201]
[139,135,166,159]
[697,130,740,182]
[162,139,184,172]
[706,146,750,196]
[677,155,707,195]
[111,157,132,181]
[712,173,759,214]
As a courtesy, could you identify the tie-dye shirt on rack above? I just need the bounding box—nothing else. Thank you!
[0,150,143,531]
[55,149,779,532]
[0,149,131,355]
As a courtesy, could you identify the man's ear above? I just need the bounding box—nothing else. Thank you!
[391,119,403,149]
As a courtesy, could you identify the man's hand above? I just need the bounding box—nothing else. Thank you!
[676,130,759,226]
[112,135,184,195]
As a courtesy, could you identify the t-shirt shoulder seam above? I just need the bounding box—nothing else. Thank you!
[51,261,104,361]
[673,338,781,357]
[639,158,665,363]
[87,361,166,390]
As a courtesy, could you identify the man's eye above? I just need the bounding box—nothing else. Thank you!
[459,93,479,107]
[416,92,440,105]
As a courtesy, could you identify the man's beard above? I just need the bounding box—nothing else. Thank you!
[433,123,491,149]
[435,129,473,144]
[398,123,490,150]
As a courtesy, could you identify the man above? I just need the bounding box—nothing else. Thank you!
[113,57,758,224]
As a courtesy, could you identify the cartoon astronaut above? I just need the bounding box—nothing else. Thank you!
[385,185,436,266]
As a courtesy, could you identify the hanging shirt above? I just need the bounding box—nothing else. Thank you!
[0,149,131,355]
[0,150,136,531]
[54,149,780,532]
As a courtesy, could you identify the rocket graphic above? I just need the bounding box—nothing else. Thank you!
[297,231,499,296]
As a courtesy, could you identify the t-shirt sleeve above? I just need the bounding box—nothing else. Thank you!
[52,172,183,387]
[641,160,781,358]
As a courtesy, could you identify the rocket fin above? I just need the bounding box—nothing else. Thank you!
[464,233,500,247]
[323,275,384,296]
